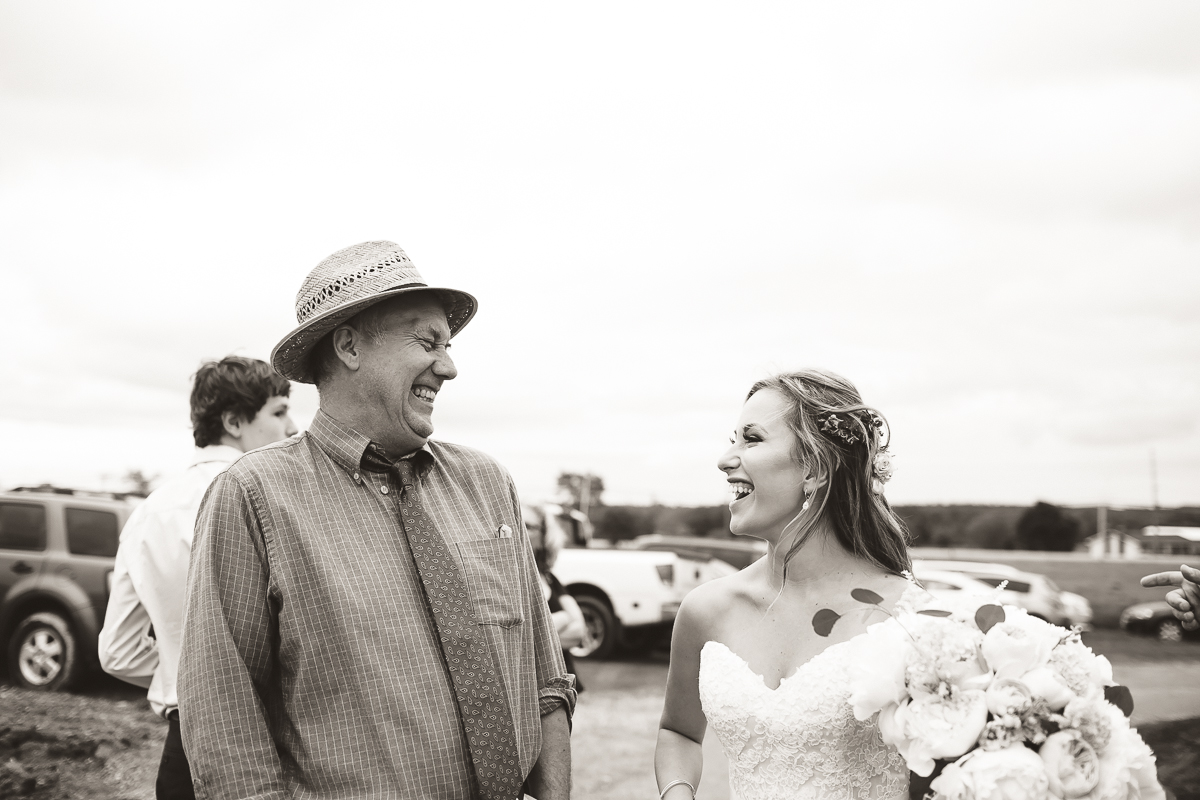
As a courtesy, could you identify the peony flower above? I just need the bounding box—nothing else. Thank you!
[886,689,989,776]
[987,678,1034,717]
[1062,697,1115,754]
[1021,667,1076,711]
[1048,638,1112,701]
[978,718,1026,752]
[982,612,1063,680]
[1039,730,1100,799]
[848,617,915,721]
[1090,725,1164,800]
[931,745,1050,800]
[905,614,991,697]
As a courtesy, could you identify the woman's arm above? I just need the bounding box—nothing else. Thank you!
[655,584,719,799]
[552,594,587,650]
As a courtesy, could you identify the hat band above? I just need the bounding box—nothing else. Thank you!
[297,264,423,323]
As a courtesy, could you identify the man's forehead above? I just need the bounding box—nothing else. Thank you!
[376,293,450,330]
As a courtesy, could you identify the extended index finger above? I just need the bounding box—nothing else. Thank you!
[1141,571,1184,588]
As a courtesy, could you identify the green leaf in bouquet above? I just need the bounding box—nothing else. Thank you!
[851,588,884,605]
[1105,684,1135,717]
[917,609,952,617]
[974,604,1005,633]
[813,608,841,637]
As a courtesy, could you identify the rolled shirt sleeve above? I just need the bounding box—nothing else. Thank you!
[179,472,286,800]
[98,508,158,688]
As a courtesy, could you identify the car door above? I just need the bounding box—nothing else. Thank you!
[0,500,49,598]
[43,505,120,628]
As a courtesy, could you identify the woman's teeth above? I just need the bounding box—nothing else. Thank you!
[731,483,753,499]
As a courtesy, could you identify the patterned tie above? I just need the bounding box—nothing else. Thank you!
[386,455,524,800]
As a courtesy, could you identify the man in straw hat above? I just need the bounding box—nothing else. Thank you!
[178,242,575,800]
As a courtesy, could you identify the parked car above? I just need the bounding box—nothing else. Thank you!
[911,568,1001,603]
[0,487,136,690]
[553,546,729,659]
[1120,601,1199,643]
[623,534,767,571]
[912,559,1068,626]
[1059,591,1094,631]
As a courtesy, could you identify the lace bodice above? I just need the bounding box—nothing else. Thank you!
[699,638,907,800]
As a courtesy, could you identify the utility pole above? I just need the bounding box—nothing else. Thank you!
[1150,447,1160,527]
[1097,505,1108,556]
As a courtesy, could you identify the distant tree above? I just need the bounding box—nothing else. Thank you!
[556,472,605,514]
[1015,502,1081,551]
[122,469,158,498]
[680,506,731,538]
[962,509,1018,550]
[593,507,655,541]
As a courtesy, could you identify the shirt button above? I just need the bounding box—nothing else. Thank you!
[353,472,360,482]
[380,485,389,495]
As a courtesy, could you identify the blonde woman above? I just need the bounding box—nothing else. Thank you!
[655,369,913,800]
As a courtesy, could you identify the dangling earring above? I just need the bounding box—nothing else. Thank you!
[801,489,811,512]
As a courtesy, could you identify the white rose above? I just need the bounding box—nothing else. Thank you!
[1021,667,1076,711]
[1039,730,1100,799]
[987,678,1034,717]
[982,613,1063,680]
[887,689,990,776]
[931,746,1050,800]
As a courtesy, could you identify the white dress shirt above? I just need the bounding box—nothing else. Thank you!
[98,445,242,718]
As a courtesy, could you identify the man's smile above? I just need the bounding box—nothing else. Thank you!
[412,386,437,403]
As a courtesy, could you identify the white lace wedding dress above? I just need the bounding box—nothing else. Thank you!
[699,637,908,800]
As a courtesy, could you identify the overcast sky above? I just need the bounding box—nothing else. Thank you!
[2,1,1197,509]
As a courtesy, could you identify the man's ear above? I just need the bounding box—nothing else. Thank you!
[221,410,246,441]
[331,325,363,372]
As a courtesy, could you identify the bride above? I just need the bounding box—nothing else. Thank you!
[655,369,913,800]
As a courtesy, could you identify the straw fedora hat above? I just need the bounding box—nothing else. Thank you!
[271,241,477,384]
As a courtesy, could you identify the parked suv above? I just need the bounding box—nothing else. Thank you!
[0,487,136,690]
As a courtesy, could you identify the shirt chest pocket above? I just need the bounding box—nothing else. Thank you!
[454,538,526,629]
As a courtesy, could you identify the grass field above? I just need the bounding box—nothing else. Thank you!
[912,547,1199,628]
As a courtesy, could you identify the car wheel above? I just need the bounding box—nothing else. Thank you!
[570,595,619,660]
[7,611,82,691]
[1157,619,1185,643]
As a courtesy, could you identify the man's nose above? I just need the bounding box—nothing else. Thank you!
[434,349,458,380]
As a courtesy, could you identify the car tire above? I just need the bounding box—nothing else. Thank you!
[570,594,619,660]
[1157,619,1185,643]
[7,611,82,691]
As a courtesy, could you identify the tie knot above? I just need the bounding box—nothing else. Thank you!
[395,459,416,486]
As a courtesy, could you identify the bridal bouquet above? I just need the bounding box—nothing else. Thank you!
[826,586,1164,800]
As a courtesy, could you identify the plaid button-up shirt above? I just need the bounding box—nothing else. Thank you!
[179,410,575,800]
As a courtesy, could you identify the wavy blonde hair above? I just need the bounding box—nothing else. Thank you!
[747,368,911,576]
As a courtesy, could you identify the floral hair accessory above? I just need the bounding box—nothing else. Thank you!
[872,450,895,494]
[816,409,885,447]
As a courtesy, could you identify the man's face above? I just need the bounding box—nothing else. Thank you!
[238,395,299,452]
[355,294,458,452]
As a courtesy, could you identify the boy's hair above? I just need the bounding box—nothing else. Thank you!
[190,356,291,447]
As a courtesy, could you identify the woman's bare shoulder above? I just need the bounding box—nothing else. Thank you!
[676,567,761,637]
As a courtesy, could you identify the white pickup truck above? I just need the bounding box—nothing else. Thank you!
[552,546,731,658]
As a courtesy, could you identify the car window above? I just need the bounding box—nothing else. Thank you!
[65,507,120,557]
[975,576,1031,593]
[0,502,48,551]
[921,580,959,591]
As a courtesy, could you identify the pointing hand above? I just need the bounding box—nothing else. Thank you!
[1141,565,1200,631]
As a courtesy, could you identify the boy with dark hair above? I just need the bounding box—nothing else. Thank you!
[99,356,296,800]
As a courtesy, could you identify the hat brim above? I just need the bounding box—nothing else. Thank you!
[270,285,477,384]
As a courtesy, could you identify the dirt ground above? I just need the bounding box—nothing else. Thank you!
[1,629,1198,800]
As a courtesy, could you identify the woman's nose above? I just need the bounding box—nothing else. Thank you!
[717,445,739,474]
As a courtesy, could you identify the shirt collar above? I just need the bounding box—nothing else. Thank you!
[191,444,245,466]
[309,409,435,477]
